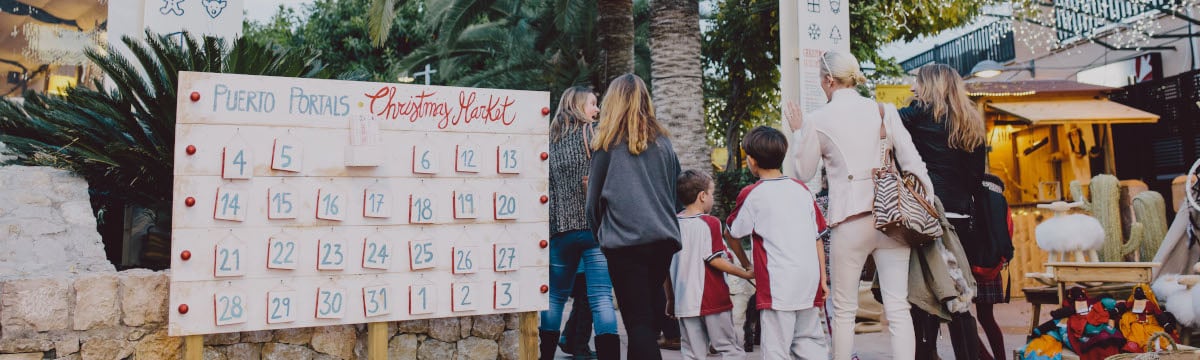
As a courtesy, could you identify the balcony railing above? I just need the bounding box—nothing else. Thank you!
[1053,0,1172,42]
[900,21,1016,77]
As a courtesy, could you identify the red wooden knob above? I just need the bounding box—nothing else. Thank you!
[539,239,548,248]
[539,195,548,204]
[540,285,549,293]
[180,250,192,261]
[189,92,200,102]
[540,152,548,160]
[541,107,550,116]
[185,145,196,155]
[178,304,189,314]
[185,197,196,207]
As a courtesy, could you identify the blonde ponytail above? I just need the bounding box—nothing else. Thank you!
[820,51,867,87]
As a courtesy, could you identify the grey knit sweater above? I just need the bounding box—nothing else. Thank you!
[585,137,682,251]
[549,125,593,235]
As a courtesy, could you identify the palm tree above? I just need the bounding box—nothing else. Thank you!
[597,0,635,88]
[650,0,707,172]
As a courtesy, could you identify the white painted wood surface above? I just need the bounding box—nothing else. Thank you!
[170,72,550,336]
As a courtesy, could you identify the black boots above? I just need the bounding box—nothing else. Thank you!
[594,334,620,360]
[540,330,561,360]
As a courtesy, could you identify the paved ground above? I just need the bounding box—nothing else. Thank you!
[551,299,1051,359]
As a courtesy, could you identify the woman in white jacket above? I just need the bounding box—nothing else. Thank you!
[785,51,932,360]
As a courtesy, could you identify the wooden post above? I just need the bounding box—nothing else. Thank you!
[518,312,539,360]
[368,322,388,360]
[184,335,203,360]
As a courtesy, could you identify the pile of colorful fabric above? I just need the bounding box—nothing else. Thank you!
[1019,285,1181,360]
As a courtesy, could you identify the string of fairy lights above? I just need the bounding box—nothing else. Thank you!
[880,0,1200,66]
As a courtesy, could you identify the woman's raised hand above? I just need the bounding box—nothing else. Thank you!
[784,101,804,131]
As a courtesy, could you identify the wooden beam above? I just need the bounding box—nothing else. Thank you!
[184,335,203,360]
[368,322,388,360]
[519,312,539,360]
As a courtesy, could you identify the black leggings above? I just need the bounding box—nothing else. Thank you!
[912,307,981,360]
[603,242,675,360]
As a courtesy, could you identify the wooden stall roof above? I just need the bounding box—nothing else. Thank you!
[987,99,1160,125]
[966,80,1118,98]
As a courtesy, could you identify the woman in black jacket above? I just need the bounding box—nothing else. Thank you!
[898,64,996,360]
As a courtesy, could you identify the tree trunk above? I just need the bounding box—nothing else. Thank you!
[596,0,635,92]
[651,0,708,173]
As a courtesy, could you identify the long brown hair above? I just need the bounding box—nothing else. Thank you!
[549,86,594,142]
[914,64,985,150]
[591,74,667,154]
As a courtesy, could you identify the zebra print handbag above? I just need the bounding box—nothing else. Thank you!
[871,103,943,247]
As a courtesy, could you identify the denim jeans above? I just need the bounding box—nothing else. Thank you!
[540,230,618,335]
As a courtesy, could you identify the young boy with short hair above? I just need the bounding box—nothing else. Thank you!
[727,126,829,359]
[666,169,754,360]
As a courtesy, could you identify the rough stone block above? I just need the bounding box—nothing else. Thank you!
[459,316,473,339]
[131,330,181,360]
[59,201,96,226]
[0,353,43,360]
[395,319,429,335]
[80,339,132,360]
[54,354,81,360]
[505,314,520,330]
[274,327,313,344]
[0,339,53,353]
[311,325,355,360]
[216,343,261,360]
[202,346,225,360]
[388,334,419,360]
[456,337,499,360]
[417,339,456,360]
[262,343,315,360]
[428,318,461,342]
[0,277,70,336]
[203,332,239,346]
[73,273,119,330]
[472,315,506,340]
[55,334,80,355]
[240,331,272,343]
[499,330,520,360]
[119,269,168,327]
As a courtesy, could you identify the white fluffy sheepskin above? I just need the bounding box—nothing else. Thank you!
[1155,274,1199,326]
[1035,214,1106,252]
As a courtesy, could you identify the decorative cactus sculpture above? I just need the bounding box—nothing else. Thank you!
[1071,175,1123,262]
[1128,191,1167,261]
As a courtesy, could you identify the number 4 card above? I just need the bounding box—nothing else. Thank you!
[221,139,253,179]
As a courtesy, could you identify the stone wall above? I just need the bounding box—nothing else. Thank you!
[0,166,112,279]
[0,270,524,359]
[0,167,524,359]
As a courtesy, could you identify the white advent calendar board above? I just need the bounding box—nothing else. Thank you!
[168,72,550,336]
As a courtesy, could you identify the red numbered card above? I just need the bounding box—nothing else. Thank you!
[494,281,520,309]
[453,191,479,219]
[213,234,246,277]
[363,184,392,219]
[213,291,248,326]
[315,287,348,319]
[270,136,303,172]
[213,186,248,222]
[493,191,519,220]
[362,234,392,270]
[267,235,298,270]
[317,235,347,271]
[452,283,480,312]
[267,184,298,219]
[266,290,298,324]
[362,285,391,317]
[316,186,347,221]
[221,138,253,180]
[409,284,436,315]
[497,146,521,174]
[412,145,439,174]
[408,240,436,270]
[409,193,437,224]
[493,243,519,272]
[452,246,479,274]
[456,145,480,172]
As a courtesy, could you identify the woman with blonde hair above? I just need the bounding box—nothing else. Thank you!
[586,73,682,360]
[787,51,930,360]
[542,86,620,360]
[899,64,995,360]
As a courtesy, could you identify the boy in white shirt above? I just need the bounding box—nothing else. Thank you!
[666,169,754,360]
[727,126,829,359]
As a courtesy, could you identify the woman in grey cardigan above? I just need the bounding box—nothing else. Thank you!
[541,86,619,359]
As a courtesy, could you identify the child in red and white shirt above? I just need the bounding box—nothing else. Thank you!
[666,169,754,360]
[727,126,829,359]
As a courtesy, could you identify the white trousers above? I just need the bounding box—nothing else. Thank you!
[759,308,827,360]
[679,311,746,360]
[730,291,753,344]
[830,215,914,360]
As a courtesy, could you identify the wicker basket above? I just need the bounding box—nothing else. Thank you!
[1106,333,1198,360]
